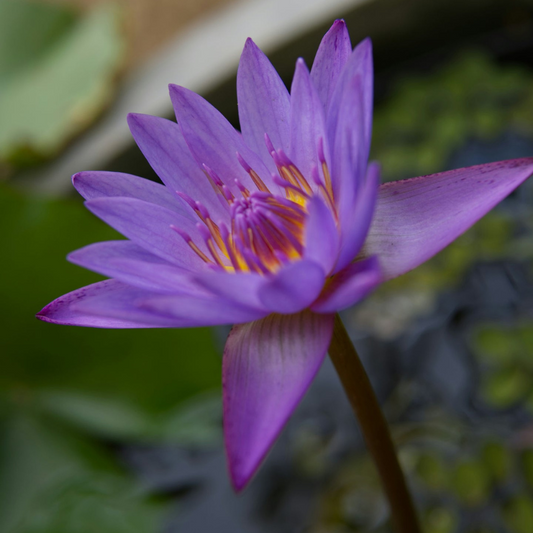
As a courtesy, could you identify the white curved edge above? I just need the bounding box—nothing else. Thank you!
[13,0,370,195]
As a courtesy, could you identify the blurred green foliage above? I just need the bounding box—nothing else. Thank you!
[472,323,533,409]
[372,51,533,182]
[0,185,223,531]
[0,0,125,175]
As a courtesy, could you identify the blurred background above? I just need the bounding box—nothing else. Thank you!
[2,0,533,531]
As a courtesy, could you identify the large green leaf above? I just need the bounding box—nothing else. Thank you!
[0,414,163,533]
[0,1,125,171]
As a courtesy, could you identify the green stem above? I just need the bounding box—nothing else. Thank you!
[328,314,421,533]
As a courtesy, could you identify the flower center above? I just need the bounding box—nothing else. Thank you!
[172,136,335,274]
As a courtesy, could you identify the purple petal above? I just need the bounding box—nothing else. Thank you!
[141,293,268,327]
[237,38,290,173]
[363,159,533,280]
[290,59,329,183]
[311,256,381,313]
[85,197,209,271]
[72,171,188,216]
[310,20,352,110]
[334,161,380,273]
[303,195,340,275]
[68,241,204,294]
[36,280,178,328]
[223,310,334,490]
[257,259,325,314]
[329,75,367,236]
[169,85,279,195]
[327,37,373,160]
[192,270,267,311]
[127,114,229,223]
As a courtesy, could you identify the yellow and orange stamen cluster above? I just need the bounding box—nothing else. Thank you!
[172,136,335,274]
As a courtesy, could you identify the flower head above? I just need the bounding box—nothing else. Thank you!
[37,20,533,490]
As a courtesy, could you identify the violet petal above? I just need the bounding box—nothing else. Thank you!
[364,158,533,280]
[36,280,178,328]
[310,19,352,111]
[311,256,381,313]
[237,38,291,173]
[127,113,229,223]
[169,85,278,195]
[257,259,325,314]
[290,58,330,185]
[334,161,380,273]
[73,171,188,216]
[303,195,340,275]
[68,241,204,294]
[223,310,334,490]
[85,197,209,270]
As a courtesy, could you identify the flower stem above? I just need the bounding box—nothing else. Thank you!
[328,314,421,533]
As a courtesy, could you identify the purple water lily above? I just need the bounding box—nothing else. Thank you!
[38,21,533,491]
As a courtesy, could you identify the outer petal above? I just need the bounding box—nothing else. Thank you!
[68,241,204,294]
[257,259,325,314]
[327,37,373,164]
[192,270,267,311]
[223,310,334,490]
[363,159,533,280]
[237,38,290,172]
[169,85,279,195]
[36,280,178,328]
[193,258,325,314]
[329,75,367,237]
[334,161,380,273]
[85,197,209,271]
[72,171,188,216]
[311,256,381,313]
[310,19,352,111]
[290,59,330,184]
[140,293,268,327]
[303,195,340,275]
[127,114,229,223]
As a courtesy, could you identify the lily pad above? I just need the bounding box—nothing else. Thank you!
[0,1,125,173]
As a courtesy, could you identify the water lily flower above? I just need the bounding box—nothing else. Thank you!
[38,20,533,491]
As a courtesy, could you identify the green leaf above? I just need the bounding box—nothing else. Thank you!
[0,2,126,170]
[451,459,491,506]
[0,184,222,412]
[0,414,163,533]
[503,495,533,533]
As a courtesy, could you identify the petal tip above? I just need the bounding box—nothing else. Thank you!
[126,112,143,127]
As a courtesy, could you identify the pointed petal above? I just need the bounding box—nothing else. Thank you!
[327,39,373,226]
[85,197,209,271]
[72,171,188,216]
[141,293,268,327]
[310,20,352,110]
[223,310,334,490]
[290,59,329,183]
[364,159,533,280]
[257,259,325,314]
[192,270,267,311]
[68,241,203,294]
[303,195,340,275]
[36,280,178,328]
[327,37,373,160]
[169,85,278,195]
[194,258,326,315]
[311,257,381,313]
[127,114,229,223]
[237,38,290,172]
[334,161,380,273]
[329,75,368,233]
